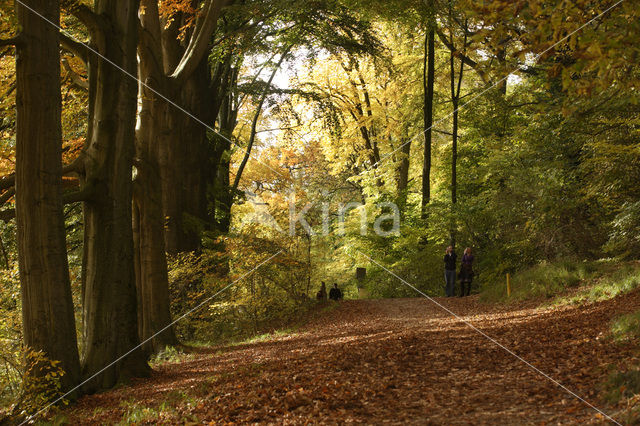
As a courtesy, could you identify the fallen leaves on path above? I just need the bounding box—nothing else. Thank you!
[61,290,640,425]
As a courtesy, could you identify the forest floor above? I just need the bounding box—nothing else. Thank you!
[57,290,640,425]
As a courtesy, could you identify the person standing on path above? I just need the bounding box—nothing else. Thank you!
[329,283,343,301]
[443,246,457,297]
[459,247,474,297]
[316,282,327,301]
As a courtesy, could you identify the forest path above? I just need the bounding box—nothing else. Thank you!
[65,292,640,425]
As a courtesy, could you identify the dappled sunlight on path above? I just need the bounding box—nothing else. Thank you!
[63,291,640,424]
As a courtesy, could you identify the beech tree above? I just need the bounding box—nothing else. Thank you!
[137,0,232,252]
[12,0,81,396]
[135,0,232,352]
[61,0,150,390]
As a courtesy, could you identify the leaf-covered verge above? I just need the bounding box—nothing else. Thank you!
[49,290,640,424]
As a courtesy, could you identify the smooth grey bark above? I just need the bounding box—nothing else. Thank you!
[15,0,81,396]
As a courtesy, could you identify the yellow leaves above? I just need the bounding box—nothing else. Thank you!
[17,349,68,420]
[587,42,603,59]
[529,2,542,18]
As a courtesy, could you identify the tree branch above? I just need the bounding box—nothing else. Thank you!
[0,164,91,223]
[507,101,541,109]
[0,81,16,105]
[0,188,15,206]
[60,32,89,64]
[232,44,292,192]
[0,154,85,195]
[0,175,15,191]
[169,0,234,82]
[63,181,96,204]
[0,35,23,48]
[0,180,98,223]
[62,155,86,176]
[60,0,105,35]
[433,128,454,137]
[62,58,89,90]
[436,27,487,83]
[0,49,12,62]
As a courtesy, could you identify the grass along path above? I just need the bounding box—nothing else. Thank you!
[56,290,640,424]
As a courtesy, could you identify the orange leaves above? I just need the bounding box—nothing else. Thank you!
[62,136,84,164]
[58,291,640,424]
[159,0,197,20]
[284,387,312,410]
[159,0,197,39]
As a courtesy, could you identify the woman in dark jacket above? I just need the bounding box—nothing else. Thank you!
[443,246,457,297]
[459,248,474,297]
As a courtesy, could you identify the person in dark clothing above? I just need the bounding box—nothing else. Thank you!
[443,246,457,297]
[329,283,343,301]
[459,247,474,297]
[316,282,327,301]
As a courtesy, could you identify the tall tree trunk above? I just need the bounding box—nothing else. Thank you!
[161,57,215,254]
[448,18,467,249]
[396,125,411,211]
[450,97,458,248]
[210,51,239,232]
[207,61,238,284]
[134,0,230,351]
[134,72,180,352]
[340,58,381,175]
[355,65,381,166]
[15,0,81,396]
[133,153,177,353]
[81,0,150,392]
[421,4,436,219]
[138,0,230,255]
[496,46,507,96]
[135,1,223,351]
[213,97,236,234]
[134,58,180,354]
